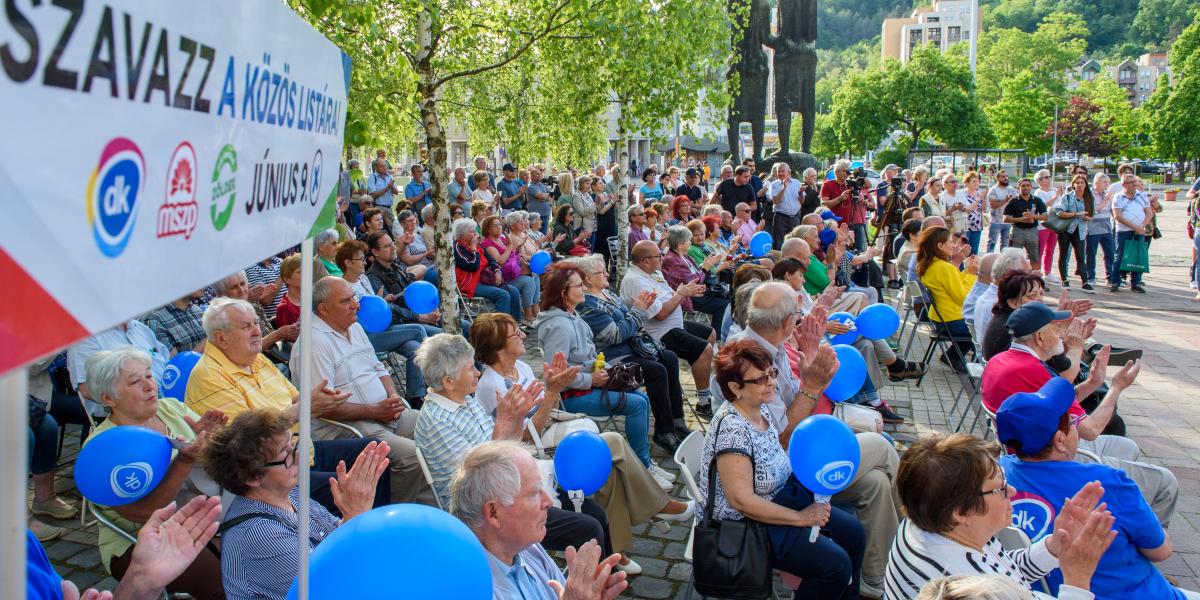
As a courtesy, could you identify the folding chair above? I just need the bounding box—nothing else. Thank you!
[912,281,974,389]
[414,447,442,510]
[317,418,365,439]
[995,526,1052,592]
[90,504,177,600]
[899,281,929,362]
[948,321,988,434]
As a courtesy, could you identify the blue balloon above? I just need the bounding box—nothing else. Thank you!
[356,295,392,333]
[788,415,860,496]
[856,303,900,340]
[288,504,492,600]
[825,169,836,181]
[827,312,859,345]
[160,350,200,399]
[554,431,612,495]
[74,426,173,506]
[749,231,773,257]
[402,280,439,314]
[825,344,867,403]
[530,250,553,274]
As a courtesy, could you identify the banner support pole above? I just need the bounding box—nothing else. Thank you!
[2,367,29,600]
[297,239,315,600]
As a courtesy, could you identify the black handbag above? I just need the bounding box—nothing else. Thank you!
[693,415,774,599]
[628,330,665,361]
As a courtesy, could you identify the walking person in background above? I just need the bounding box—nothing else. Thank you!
[1033,169,1062,283]
[1085,173,1116,289]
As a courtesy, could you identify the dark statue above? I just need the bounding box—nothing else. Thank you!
[727,0,818,170]
[725,0,771,164]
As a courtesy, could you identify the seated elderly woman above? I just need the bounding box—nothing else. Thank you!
[470,313,693,573]
[315,228,343,277]
[666,194,692,227]
[789,225,869,316]
[534,263,654,468]
[915,226,979,373]
[702,339,866,599]
[205,409,388,600]
[82,348,226,600]
[885,433,1114,600]
[395,209,437,284]
[506,210,545,324]
[452,217,522,321]
[571,254,688,454]
[662,224,729,332]
[481,214,538,327]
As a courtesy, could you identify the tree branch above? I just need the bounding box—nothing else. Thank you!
[434,0,597,88]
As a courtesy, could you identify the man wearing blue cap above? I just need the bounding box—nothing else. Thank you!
[982,303,1177,523]
[998,379,1197,600]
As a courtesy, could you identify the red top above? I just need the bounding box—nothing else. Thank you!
[273,295,300,328]
[819,180,867,225]
[981,348,1087,422]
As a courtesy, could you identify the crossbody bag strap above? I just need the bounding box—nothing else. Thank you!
[217,511,295,536]
[703,413,756,529]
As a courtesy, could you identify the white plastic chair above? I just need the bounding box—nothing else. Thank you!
[414,447,442,510]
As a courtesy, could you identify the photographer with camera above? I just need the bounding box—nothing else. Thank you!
[872,168,910,289]
[821,159,870,251]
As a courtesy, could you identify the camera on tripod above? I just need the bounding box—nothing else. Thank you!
[845,167,869,195]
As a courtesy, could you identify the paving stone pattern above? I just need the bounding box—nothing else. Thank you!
[33,193,1200,597]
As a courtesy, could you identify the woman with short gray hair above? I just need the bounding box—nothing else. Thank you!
[662,224,729,332]
[412,333,619,563]
[315,228,342,276]
[397,208,436,283]
[82,347,227,599]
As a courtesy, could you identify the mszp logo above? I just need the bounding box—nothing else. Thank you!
[158,142,200,239]
[87,138,145,258]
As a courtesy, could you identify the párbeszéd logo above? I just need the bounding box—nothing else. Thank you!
[158,142,200,239]
[88,138,144,258]
[110,461,155,499]
[210,144,238,231]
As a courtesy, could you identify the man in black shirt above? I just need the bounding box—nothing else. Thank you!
[1002,178,1048,265]
[714,165,756,215]
[675,168,705,204]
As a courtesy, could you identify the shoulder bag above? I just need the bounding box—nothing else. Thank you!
[692,414,774,600]
[1044,209,1071,234]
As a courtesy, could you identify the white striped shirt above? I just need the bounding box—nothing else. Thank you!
[884,519,1075,600]
[246,258,287,320]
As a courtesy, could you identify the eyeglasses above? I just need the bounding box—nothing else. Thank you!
[348,256,366,263]
[979,461,1010,498]
[739,367,779,386]
[509,328,527,339]
[567,282,585,290]
[264,433,300,469]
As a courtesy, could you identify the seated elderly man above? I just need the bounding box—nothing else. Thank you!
[710,281,902,598]
[214,270,299,361]
[982,302,1177,525]
[67,319,170,417]
[143,290,208,356]
[450,441,627,600]
[185,297,389,514]
[997,385,1200,599]
[622,239,716,419]
[289,277,436,505]
[971,248,1029,340]
[412,333,620,566]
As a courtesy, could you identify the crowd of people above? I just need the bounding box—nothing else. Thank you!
[24,149,1193,600]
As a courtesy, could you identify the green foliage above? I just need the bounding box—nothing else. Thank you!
[884,45,992,146]
[818,0,913,51]
[808,112,843,161]
[1130,0,1196,51]
[816,39,881,112]
[1078,75,1137,154]
[975,11,1087,108]
[1147,72,1200,166]
[1170,18,1200,77]
[983,72,1053,154]
[873,137,911,169]
[1050,96,1116,157]
[829,69,891,154]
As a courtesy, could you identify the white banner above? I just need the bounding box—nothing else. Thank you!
[0,0,348,374]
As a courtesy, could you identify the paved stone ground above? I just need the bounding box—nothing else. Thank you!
[32,189,1200,597]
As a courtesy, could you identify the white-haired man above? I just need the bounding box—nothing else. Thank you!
[972,248,1030,340]
[291,277,437,505]
[451,441,627,600]
[184,297,391,513]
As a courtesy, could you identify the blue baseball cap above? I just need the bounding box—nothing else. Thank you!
[819,209,843,222]
[995,376,1076,455]
[1006,302,1071,338]
[818,228,838,249]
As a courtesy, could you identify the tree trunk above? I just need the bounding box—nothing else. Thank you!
[614,113,630,287]
[415,9,461,335]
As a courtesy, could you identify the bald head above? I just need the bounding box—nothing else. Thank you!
[780,238,810,262]
[922,216,946,229]
[976,253,998,284]
[747,282,799,334]
[801,213,823,226]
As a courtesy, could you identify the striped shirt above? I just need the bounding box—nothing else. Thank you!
[884,519,1070,600]
[414,391,495,507]
[246,258,286,320]
[220,488,340,600]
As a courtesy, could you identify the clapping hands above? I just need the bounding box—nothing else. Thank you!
[330,440,390,520]
[542,351,579,395]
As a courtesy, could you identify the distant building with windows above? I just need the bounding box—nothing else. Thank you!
[1067,53,1171,107]
[881,0,979,63]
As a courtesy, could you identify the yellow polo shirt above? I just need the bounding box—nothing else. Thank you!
[185,344,296,418]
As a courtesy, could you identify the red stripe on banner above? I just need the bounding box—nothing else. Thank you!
[0,247,91,376]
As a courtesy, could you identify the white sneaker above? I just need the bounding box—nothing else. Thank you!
[1045,275,1061,284]
[649,461,677,483]
[654,500,695,522]
[615,557,642,575]
[1191,280,1198,289]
